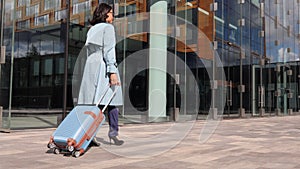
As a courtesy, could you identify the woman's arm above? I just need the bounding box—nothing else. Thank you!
[103,24,120,85]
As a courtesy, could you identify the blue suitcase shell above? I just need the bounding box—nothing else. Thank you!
[47,105,105,157]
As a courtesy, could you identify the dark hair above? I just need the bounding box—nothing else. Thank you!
[89,3,112,25]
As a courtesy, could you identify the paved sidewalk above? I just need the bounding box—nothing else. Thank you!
[1,116,300,169]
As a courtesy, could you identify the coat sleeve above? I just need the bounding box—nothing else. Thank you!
[103,24,118,74]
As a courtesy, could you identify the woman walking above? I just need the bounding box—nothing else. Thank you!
[78,3,124,146]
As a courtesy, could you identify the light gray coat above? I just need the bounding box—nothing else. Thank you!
[77,23,123,106]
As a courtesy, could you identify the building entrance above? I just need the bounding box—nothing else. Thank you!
[252,63,293,116]
[223,45,240,117]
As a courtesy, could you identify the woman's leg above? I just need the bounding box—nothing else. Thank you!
[107,106,124,145]
[107,106,119,136]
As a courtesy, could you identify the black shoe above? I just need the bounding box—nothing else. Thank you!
[89,138,100,147]
[109,136,124,146]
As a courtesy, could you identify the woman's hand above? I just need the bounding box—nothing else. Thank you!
[109,73,120,86]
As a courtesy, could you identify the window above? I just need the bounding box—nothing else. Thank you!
[54,9,67,21]
[16,10,22,20]
[55,57,64,74]
[17,20,30,29]
[18,0,30,7]
[26,4,39,16]
[43,59,53,76]
[41,58,53,86]
[34,15,49,26]
[251,0,260,7]
[44,0,61,10]
[33,60,40,76]
[73,1,90,14]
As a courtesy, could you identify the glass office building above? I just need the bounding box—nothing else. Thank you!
[1,0,300,130]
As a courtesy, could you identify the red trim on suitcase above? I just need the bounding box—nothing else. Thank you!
[67,138,77,146]
[49,136,54,143]
[84,111,97,119]
[75,110,104,149]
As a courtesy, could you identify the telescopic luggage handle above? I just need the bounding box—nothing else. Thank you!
[96,84,120,112]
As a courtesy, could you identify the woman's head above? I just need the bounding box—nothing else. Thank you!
[89,3,113,25]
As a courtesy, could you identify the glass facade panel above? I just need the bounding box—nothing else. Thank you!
[1,0,15,131]
[1,0,300,130]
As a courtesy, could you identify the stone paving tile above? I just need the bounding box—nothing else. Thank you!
[1,116,300,168]
[261,162,298,169]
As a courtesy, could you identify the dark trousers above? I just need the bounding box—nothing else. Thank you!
[99,105,119,137]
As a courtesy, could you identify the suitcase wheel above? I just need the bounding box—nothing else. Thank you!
[47,143,55,149]
[53,148,60,154]
[67,145,74,152]
[73,151,81,158]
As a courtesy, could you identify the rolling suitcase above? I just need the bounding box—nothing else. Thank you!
[47,85,117,158]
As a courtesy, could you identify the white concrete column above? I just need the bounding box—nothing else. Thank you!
[148,1,168,119]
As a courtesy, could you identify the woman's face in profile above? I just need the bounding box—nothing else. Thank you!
[106,9,114,23]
